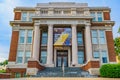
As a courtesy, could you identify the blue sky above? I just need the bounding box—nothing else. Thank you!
[0,0,120,62]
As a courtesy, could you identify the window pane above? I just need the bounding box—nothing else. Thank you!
[16,51,23,63]
[93,51,99,58]
[100,38,105,44]
[25,51,31,63]
[91,12,96,21]
[77,32,83,45]
[42,32,48,44]
[27,30,32,43]
[91,30,97,37]
[99,30,104,37]
[99,30,106,44]
[40,50,47,64]
[19,30,25,43]
[29,13,34,21]
[102,51,108,63]
[97,12,102,22]
[20,37,25,43]
[22,12,27,21]
[78,51,84,64]
[91,30,98,44]
[92,38,98,44]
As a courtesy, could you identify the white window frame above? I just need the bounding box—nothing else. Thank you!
[90,11,103,22]
[16,51,24,64]
[91,29,106,44]
[21,12,34,21]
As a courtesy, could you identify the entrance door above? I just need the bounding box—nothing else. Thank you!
[57,50,68,67]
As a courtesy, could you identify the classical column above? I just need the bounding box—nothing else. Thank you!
[71,24,78,66]
[32,24,40,61]
[46,24,53,67]
[85,24,92,61]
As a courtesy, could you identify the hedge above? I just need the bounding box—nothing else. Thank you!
[100,64,120,78]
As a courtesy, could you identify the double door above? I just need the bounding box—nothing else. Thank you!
[56,50,68,67]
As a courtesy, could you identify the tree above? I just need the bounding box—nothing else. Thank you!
[0,60,8,66]
[3,60,8,66]
[114,27,120,60]
[114,37,120,60]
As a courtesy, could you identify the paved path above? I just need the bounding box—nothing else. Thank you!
[1,78,120,80]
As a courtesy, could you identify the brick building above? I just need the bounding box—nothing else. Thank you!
[7,2,116,77]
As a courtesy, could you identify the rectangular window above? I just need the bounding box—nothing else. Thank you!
[40,50,47,64]
[19,30,25,43]
[15,73,21,78]
[54,10,61,14]
[77,32,83,45]
[16,51,23,63]
[91,12,96,21]
[25,51,31,63]
[78,51,84,64]
[42,32,48,44]
[21,12,27,21]
[93,51,99,58]
[29,12,34,21]
[63,10,71,14]
[27,30,32,43]
[102,51,108,63]
[99,30,106,44]
[41,10,48,14]
[97,12,102,22]
[91,30,98,44]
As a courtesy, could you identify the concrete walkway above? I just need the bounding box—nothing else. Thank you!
[1,78,120,80]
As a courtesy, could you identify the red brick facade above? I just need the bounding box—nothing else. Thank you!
[106,31,116,62]
[6,68,26,78]
[8,31,19,61]
[103,12,110,20]
[14,12,21,20]
[0,73,10,79]
[27,60,45,70]
[82,61,100,70]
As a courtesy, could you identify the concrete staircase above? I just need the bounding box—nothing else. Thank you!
[33,67,98,77]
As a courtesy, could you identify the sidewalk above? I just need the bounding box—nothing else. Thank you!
[2,78,120,80]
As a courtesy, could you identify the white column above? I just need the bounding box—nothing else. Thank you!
[32,24,40,61]
[71,24,78,66]
[46,24,54,67]
[85,24,92,61]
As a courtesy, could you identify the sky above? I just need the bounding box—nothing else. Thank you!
[0,0,120,62]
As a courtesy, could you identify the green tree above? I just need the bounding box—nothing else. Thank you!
[3,60,8,66]
[114,27,120,60]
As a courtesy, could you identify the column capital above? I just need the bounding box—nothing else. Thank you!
[85,23,91,26]
[71,24,77,27]
[47,24,53,27]
[34,23,40,26]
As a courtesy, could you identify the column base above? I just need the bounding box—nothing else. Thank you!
[71,63,79,67]
[45,64,54,67]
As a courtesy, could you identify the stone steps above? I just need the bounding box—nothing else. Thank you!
[33,67,98,77]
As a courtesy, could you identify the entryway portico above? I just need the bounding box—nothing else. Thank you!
[32,18,93,67]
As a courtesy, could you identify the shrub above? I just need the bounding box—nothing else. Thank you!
[0,69,6,73]
[100,64,120,78]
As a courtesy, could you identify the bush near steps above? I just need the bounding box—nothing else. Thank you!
[100,64,120,78]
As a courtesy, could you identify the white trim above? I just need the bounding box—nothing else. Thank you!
[26,68,38,75]
[88,68,100,75]
[7,64,27,68]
